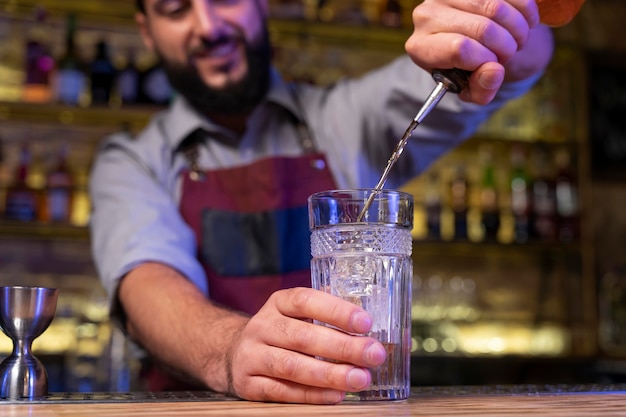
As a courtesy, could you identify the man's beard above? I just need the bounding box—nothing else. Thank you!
[158,30,271,116]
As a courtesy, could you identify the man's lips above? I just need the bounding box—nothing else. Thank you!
[191,39,239,61]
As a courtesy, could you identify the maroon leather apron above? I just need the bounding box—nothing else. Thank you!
[145,124,337,390]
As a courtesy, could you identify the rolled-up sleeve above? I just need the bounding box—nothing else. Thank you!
[307,55,544,190]
[89,134,208,310]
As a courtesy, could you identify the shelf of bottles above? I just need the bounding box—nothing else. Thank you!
[404,135,589,358]
[400,43,591,359]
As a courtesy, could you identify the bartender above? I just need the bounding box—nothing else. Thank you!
[89,0,554,404]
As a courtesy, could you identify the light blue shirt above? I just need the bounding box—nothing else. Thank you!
[89,55,540,304]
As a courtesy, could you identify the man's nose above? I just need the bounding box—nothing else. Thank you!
[191,0,222,38]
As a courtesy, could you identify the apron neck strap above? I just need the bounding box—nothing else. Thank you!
[179,85,317,180]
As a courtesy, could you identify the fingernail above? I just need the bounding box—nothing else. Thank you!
[478,70,504,90]
[347,368,370,390]
[364,342,386,366]
[351,311,372,333]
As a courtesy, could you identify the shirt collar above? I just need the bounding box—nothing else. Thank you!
[161,68,303,151]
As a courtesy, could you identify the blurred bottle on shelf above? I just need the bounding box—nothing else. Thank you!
[0,18,26,101]
[554,147,580,242]
[509,145,531,243]
[89,39,117,106]
[268,0,306,19]
[449,165,469,240]
[478,145,500,242]
[138,62,173,106]
[360,0,382,24]
[424,171,442,240]
[380,0,403,28]
[70,167,90,227]
[55,13,87,106]
[599,265,626,352]
[4,144,38,221]
[41,144,74,223]
[22,6,55,103]
[0,138,9,215]
[115,49,140,105]
[530,145,557,242]
[303,0,321,20]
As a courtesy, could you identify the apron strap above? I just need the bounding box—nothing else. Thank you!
[179,84,317,181]
[287,83,317,154]
[179,128,208,182]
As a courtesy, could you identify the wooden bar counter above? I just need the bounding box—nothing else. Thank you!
[4,385,626,417]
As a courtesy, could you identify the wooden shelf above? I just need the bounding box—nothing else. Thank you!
[0,0,135,26]
[0,101,154,130]
[412,239,582,259]
[0,220,89,240]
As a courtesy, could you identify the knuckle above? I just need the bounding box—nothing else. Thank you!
[289,325,313,351]
[325,300,344,323]
[337,337,358,362]
[261,349,276,372]
[469,19,491,46]
[251,382,275,402]
[276,353,301,379]
[321,362,338,385]
[450,36,474,67]
[290,287,313,309]
[522,0,537,13]
[480,0,503,19]
[274,316,289,336]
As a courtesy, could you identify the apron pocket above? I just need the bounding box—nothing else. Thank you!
[200,206,311,276]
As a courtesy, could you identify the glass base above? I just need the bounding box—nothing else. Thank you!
[343,385,410,401]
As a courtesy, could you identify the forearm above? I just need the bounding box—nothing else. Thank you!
[118,262,249,393]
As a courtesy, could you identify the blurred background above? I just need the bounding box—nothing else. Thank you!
[0,0,625,392]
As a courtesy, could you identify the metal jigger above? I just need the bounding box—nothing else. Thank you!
[0,286,59,400]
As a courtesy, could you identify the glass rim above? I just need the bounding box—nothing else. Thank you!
[308,188,413,202]
[308,188,414,229]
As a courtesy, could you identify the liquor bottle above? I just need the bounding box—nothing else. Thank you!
[530,146,557,241]
[554,147,580,242]
[424,171,442,240]
[55,13,87,106]
[89,39,117,105]
[509,145,531,243]
[22,6,54,103]
[449,165,469,240]
[138,62,173,106]
[116,49,140,105]
[4,144,38,221]
[380,0,402,28]
[42,144,74,223]
[0,138,9,215]
[0,18,25,101]
[478,146,500,242]
[70,167,90,227]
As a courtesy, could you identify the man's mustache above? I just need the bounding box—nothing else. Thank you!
[188,34,243,55]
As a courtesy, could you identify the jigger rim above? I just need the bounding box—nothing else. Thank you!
[0,286,59,293]
[0,285,58,291]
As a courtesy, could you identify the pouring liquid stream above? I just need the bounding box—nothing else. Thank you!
[356,69,469,222]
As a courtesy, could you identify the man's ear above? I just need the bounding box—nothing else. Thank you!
[135,12,155,52]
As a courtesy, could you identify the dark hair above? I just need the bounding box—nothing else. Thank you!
[136,0,145,13]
